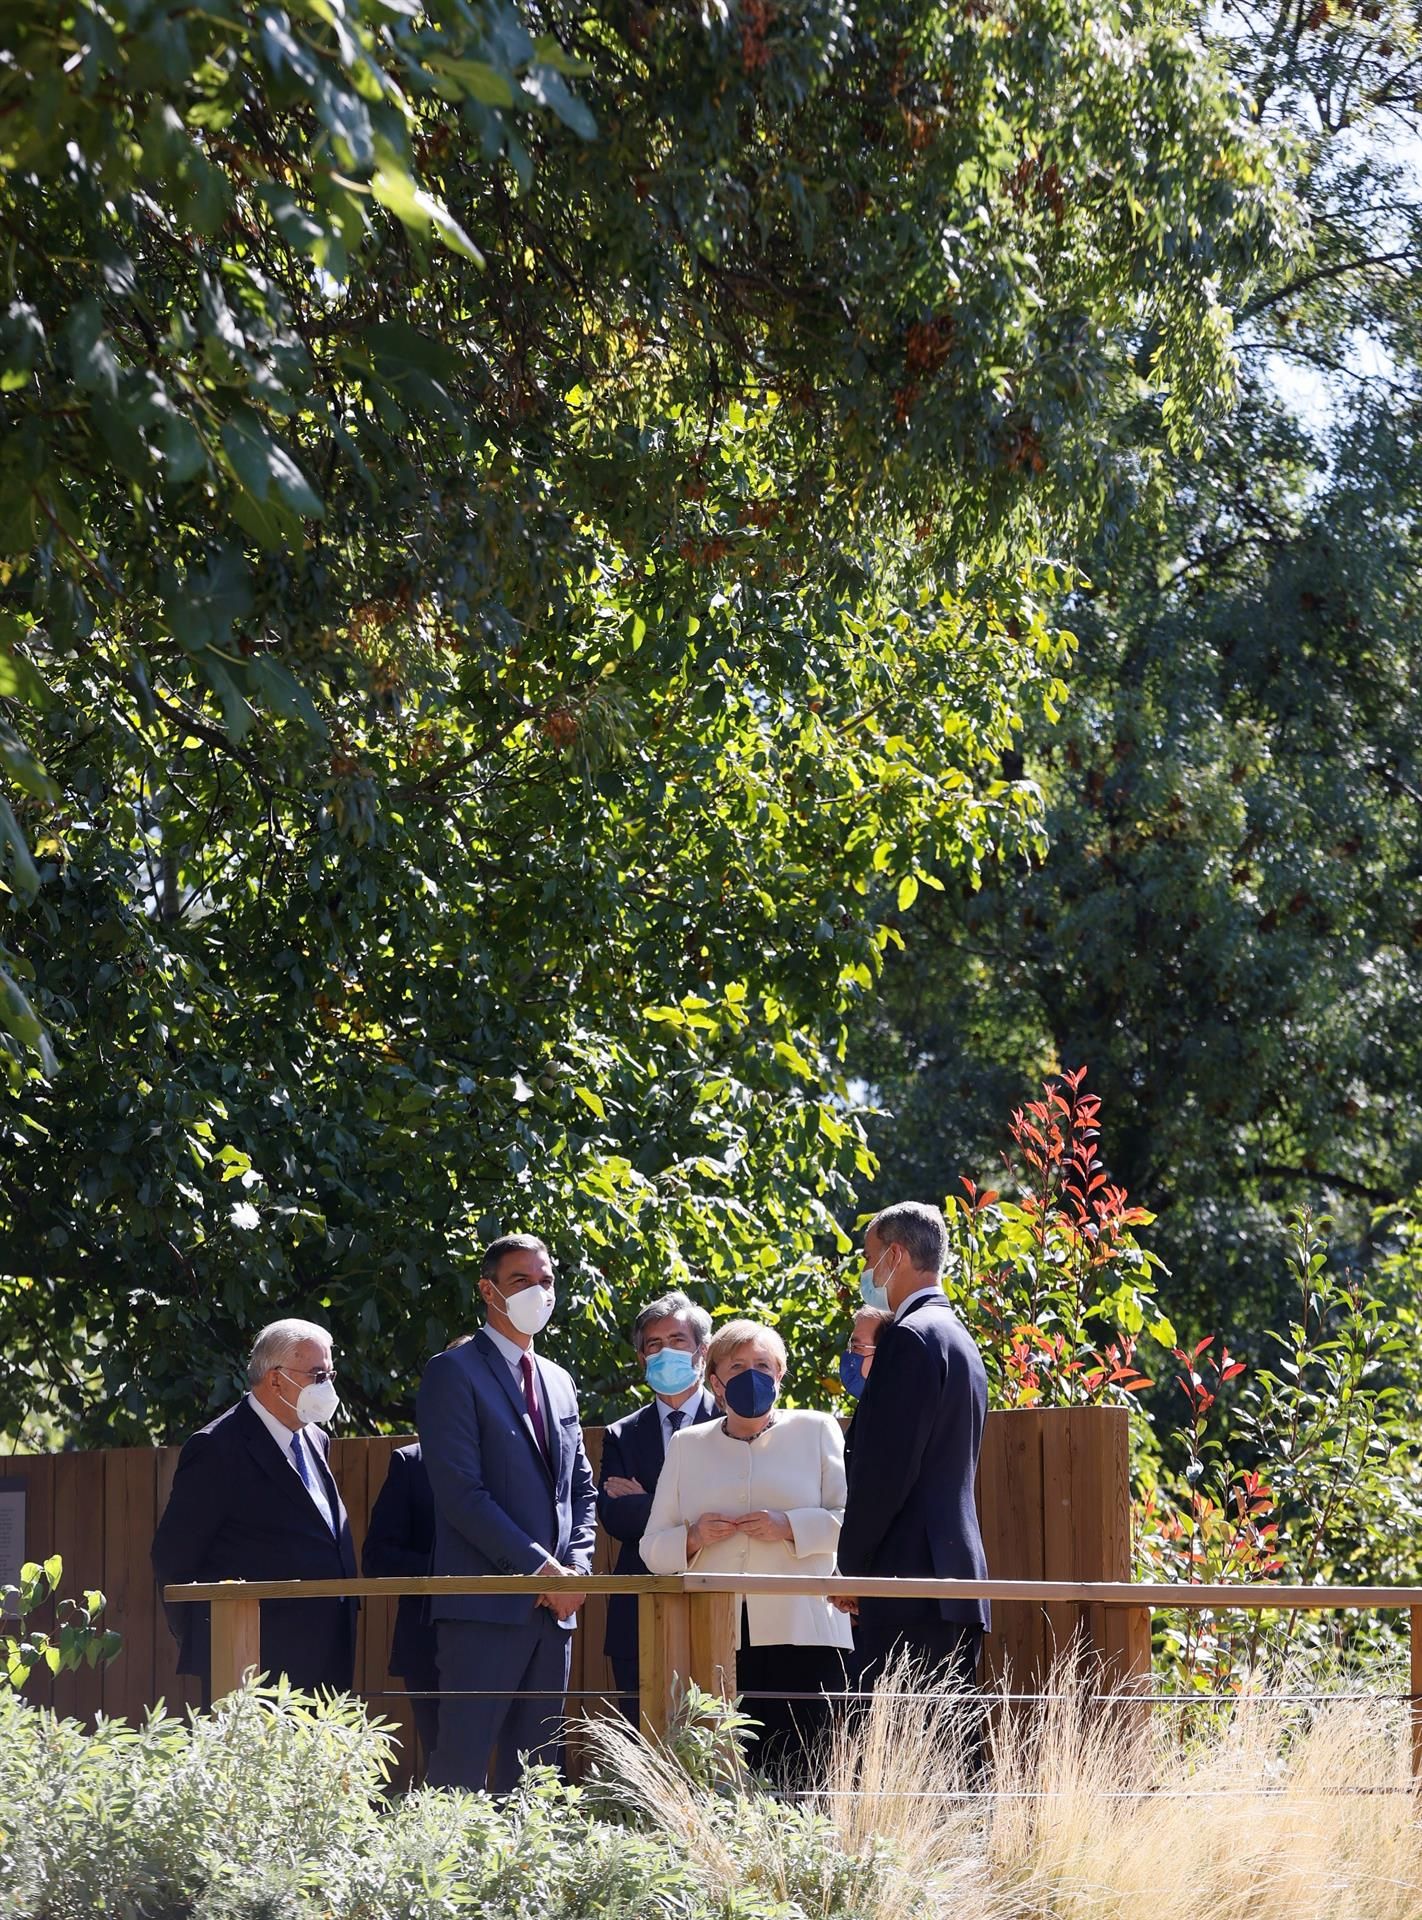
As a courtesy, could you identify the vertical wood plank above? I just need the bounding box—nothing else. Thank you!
[210,1593,262,1697]
[638,1591,690,1741]
[981,1411,1046,1689]
[1039,1411,1079,1677]
[51,1451,106,1724]
[152,1445,199,1715]
[688,1590,737,1699]
[1068,1408,1110,1662]
[102,1448,158,1725]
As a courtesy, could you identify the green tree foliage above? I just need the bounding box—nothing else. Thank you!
[0,0,1287,1439]
[850,0,1422,1342]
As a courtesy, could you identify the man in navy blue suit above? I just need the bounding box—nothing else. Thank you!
[152,1318,357,1698]
[417,1234,596,1792]
[597,1290,717,1711]
[836,1202,990,1691]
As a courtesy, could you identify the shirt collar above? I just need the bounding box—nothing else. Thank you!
[247,1390,301,1454]
[893,1284,943,1323]
[483,1322,532,1372]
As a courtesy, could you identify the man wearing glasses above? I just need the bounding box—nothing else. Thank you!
[152,1317,358,1700]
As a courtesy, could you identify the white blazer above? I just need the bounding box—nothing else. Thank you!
[640,1409,854,1650]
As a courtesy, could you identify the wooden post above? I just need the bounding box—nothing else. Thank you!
[1410,1608,1422,1786]
[638,1589,691,1742]
[687,1589,737,1702]
[209,1591,261,1700]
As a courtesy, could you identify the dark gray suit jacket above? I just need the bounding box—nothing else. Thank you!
[416,1330,596,1628]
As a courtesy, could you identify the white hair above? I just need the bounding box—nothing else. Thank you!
[247,1318,331,1386]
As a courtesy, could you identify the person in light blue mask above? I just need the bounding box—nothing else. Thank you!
[596,1290,717,1712]
[838,1306,892,1401]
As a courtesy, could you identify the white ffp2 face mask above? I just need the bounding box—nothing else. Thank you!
[280,1372,340,1427]
[502,1283,555,1337]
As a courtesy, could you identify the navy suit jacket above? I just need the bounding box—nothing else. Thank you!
[151,1397,357,1691]
[597,1388,718,1663]
[416,1330,596,1628]
[361,1442,437,1686]
[838,1292,991,1632]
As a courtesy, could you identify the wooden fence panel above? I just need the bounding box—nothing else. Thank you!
[102,1448,158,1724]
[0,1406,1143,1738]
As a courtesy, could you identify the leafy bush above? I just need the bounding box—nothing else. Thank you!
[1,1555,119,1692]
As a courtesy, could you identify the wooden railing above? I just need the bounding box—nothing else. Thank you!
[165,1572,1422,1776]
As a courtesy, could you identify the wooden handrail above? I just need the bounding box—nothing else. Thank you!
[165,1573,1422,1608]
[164,1573,1422,1781]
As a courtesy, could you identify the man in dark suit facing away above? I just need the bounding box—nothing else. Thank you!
[362,1337,473,1768]
[362,1441,439,1760]
[417,1233,596,1792]
[597,1289,718,1712]
[151,1317,357,1698]
[836,1202,990,1690]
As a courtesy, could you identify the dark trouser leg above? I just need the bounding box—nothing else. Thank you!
[611,1655,639,1726]
[429,1617,569,1793]
[849,1620,985,1779]
[736,1638,847,1789]
[407,1688,440,1778]
[488,1612,573,1793]
[850,1619,983,1692]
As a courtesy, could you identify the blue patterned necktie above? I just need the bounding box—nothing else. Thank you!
[290,1429,333,1532]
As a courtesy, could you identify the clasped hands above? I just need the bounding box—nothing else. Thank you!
[687,1508,792,1554]
[536,1557,586,1621]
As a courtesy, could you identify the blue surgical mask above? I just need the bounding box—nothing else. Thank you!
[721,1366,779,1419]
[644,1348,700,1398]
[838,1351,867,1399]
[859,1261,890,1313]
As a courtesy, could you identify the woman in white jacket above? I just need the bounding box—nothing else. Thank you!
[640,1316,853,1779]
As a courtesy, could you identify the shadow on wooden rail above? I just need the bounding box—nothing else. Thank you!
[164,1572,1422,1778]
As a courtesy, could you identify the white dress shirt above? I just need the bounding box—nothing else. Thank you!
[247,1392,337,1534]
[656,1392,699,1451]
[641,1410,854,1650]
[894,1284,943,1322]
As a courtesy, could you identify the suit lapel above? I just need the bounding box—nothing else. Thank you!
[473,1331,554,1484]
[235,1400,330,1540]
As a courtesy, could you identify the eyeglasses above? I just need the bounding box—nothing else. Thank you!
[281,1365,337,1385]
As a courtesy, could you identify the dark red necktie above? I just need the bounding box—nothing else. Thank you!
[520,1353,549,1461]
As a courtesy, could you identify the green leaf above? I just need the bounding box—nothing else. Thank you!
[897,873,919,912]
[426,55,516,107]
[66,298,118,397]
[0,620,49,707]
[247,656,327,734]
[370,162,485,266]
[221,408,324,518]
[0,797,39,903]
[0,722,57,805]
[522,66,597,141]
[574,1086,606,1119]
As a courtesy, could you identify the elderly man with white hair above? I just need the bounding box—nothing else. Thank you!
[152,1316,357,1698]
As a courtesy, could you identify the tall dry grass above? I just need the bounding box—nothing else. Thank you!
[579,1657,1422,1920]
